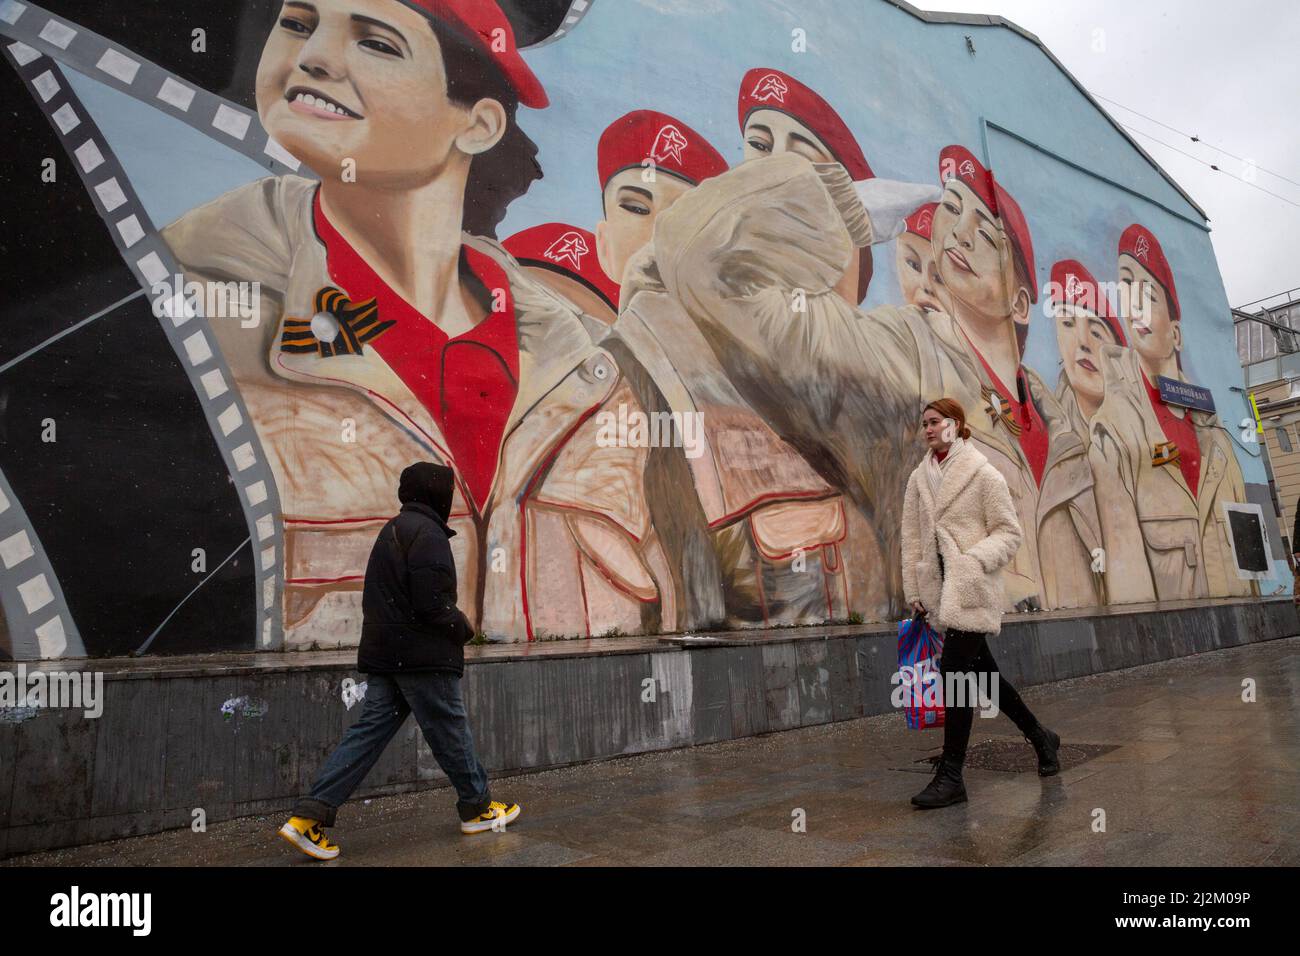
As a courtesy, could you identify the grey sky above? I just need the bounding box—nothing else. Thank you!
[913,0,1300,308]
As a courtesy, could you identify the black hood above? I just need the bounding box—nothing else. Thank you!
[398,462,455,522]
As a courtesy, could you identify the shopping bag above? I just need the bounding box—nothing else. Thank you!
[896,614,945,729]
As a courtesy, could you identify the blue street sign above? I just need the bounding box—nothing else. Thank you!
[1156,376,1217,413]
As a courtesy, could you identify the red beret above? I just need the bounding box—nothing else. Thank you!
[1118,224,1180,322]
[503,223,621,309]
[405,0,547,109]
[737,68,874,181]
[939,145,1038,303]
[597,110,729,190]
[1050,259,1126,346]
[904,202,938,241]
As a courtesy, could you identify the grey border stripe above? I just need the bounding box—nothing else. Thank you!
[0,466,86,661]
[0,289,144,375]
[2,44,285,652]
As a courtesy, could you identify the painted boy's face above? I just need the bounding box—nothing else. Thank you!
[257,0,469,185]
[931,181,1020,319]
[1119,256,1180,367]
[1055,302,1119,407]
[742,110,834,165]
[896,231,950,316]
[595,169,692,285]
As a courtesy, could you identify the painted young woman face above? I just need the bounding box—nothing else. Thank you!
[1119,256,1180,368]
[1055,302,1119,407]
[257,0,473,185]
[742,110,834,165]
[595,169,692,285]
[896,231,950,316]
[931,180,1021,319]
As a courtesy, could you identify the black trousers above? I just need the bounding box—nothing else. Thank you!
[940,629,1040,765]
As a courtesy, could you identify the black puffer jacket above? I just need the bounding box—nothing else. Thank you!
[357,463,473,675]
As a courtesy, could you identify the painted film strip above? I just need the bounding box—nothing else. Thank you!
[0,0,306,175]
[529,0,597,48]
[0,466,85,660]
[2,43,286,652]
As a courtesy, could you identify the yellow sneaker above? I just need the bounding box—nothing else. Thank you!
[461,800,521,835]
[278,816,340,860]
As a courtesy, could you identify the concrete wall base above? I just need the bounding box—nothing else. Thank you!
[2,597,1295,858]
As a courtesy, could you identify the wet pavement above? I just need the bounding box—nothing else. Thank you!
[4,637,1296,867]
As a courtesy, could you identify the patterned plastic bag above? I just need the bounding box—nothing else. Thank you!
[897,614,945,729]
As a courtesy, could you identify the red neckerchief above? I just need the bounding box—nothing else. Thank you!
[312,191,520,514]
[1143,371,1200,498]
[969,347,1048,486]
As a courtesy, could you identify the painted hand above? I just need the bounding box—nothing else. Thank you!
[853,179,944,245]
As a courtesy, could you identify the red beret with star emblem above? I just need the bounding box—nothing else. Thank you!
[1050,258,1126,346]
[503,222,621,309]
[1119,223,1181,322]
[597,110,729,190]
[737,67,874,181]
[404,0,547,108]
[939,145,1038,303]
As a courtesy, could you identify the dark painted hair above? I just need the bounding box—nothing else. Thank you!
[923,397,972,440]
[428,17,542,239]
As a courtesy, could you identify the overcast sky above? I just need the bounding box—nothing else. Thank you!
[912,0,1300,309]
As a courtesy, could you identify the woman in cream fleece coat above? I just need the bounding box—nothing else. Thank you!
[902,399,1062,809]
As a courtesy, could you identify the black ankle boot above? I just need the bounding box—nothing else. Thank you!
[1026,724,1061,777]
[911,757,968,809]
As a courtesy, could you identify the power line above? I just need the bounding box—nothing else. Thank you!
[1120,125,1300,210]
[1094,93,1300,191]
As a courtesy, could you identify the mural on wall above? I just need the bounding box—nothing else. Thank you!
[0,0,1272,658]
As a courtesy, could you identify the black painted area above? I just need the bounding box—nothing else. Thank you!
[0,60,253,656]
[0,289,256,655]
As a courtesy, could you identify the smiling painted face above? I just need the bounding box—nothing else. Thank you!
[931,180,1025,320]
[896,231,951,316]
[1055,301,1120,408]
[257,0,478,186]
[595,169,692,285]
[1119,255,1181,369]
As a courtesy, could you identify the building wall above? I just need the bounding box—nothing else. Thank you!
[0,0,1286,658]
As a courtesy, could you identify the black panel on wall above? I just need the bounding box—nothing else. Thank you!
[0,62,254,657]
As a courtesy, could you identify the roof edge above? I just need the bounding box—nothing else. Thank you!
[881,0,1210,223]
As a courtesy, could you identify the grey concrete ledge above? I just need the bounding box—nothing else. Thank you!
[1,597,1295,858]
[0,595,1285,680]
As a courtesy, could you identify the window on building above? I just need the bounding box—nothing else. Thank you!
[1276,427,1293,453]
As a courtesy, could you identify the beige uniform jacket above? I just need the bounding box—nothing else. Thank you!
[609,259,874,628]
[162,176,673,645]
[628,152,1103,614]
[1089,345,1254,602]
[1056,375,1092,447]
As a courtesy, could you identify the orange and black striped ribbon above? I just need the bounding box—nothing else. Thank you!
[281,287,394,357]
[982,385,1023,438]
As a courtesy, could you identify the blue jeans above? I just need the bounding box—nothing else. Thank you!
[292,671,491,825]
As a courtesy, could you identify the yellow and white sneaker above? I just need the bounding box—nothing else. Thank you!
[461,801,521,835]
[278,816,340,860]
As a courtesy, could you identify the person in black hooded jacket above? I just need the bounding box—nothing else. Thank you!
[277,463,520,860]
